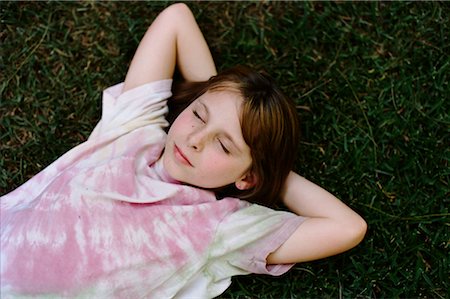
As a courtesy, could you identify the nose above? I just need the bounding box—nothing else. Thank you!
[187,128,207,151]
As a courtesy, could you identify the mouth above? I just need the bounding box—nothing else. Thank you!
[174,144,193,167]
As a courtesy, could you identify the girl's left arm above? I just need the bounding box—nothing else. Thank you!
[267,171,367,264]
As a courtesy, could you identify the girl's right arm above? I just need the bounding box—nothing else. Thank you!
[123,3,217,92]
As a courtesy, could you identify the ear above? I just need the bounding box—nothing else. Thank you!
[235,171,257,190]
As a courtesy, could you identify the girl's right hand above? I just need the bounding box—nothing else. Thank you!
[123,3,217,92]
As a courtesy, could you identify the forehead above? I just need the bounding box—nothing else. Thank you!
[199,89,242,106]
[196,90,244,125]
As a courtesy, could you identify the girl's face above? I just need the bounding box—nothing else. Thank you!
[162,90,254,190]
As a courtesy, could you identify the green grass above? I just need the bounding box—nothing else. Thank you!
[1,1,448,298]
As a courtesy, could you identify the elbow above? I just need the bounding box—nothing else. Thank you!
[165,3,193,19]
[161,3,197,32]
[347,216,367,247]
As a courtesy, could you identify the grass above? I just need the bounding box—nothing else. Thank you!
[1,1,448,298]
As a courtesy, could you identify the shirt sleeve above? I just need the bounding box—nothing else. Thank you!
[207,204,305,281]
[89,79,173,139]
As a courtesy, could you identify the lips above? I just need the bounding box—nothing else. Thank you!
[174,144,193,167]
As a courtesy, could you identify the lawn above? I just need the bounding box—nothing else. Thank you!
[1,1,448,298]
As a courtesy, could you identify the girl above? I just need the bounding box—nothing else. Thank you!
[1,3,367,298]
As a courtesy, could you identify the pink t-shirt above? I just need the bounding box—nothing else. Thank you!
[1,80,304,298]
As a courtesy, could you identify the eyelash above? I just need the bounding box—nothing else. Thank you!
[193,109,230,154]
[218,139,230,154]
[193,110,205,123]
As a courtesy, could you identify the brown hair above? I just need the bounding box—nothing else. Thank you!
[168,66,299,207]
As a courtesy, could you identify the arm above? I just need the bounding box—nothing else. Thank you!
[267,171,367,264]
[123,3,217,92]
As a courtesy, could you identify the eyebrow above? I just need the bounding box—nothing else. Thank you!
[199,100,244,154]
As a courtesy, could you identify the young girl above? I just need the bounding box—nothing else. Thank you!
[1,3,366,298]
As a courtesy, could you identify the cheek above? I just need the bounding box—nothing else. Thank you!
[169,112,190,136]
[201,154,243,178]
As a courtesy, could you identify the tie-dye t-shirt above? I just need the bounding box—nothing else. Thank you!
[1,80,304,298]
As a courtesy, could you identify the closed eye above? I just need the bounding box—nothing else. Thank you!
[193,110,205,123]
[218,139,230,154]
